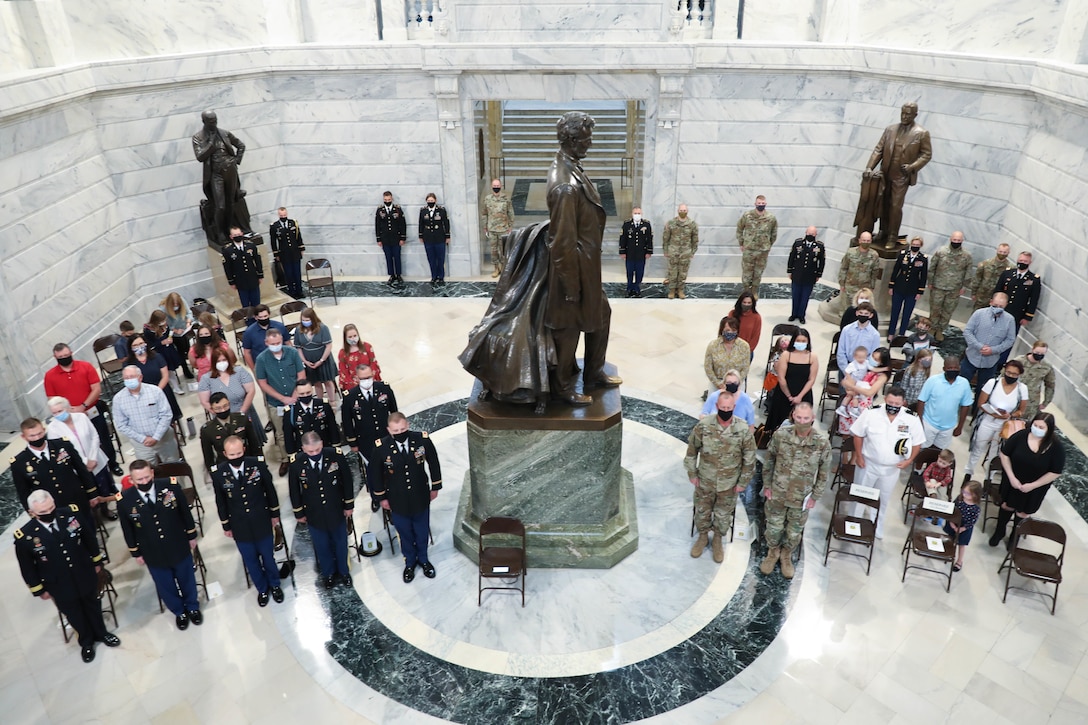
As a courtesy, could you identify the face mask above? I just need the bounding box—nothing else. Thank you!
[268,343,283,353]
[867,358,881,370]
[632,214,642,223]
[347,337,359,345]
[723,332,738,341]
[755,204,766,212]
[793,422,812,433]
[741,303,752,311]
[279,216,288,222]
[215,360,230,372]
[950,242,962,249]
[199,335,212,343]
[215,410,231,420]
[36,512,56,524]
[427,202,436,208]
[301,320,313,328]
[1015,262,1029,272]
[804,234,816,243]
[944,370,959,382]
[1004,375,1019,385]
[123,378,140,390]
[492,187,501,193]
[256,318,270,328]
[298,395,313,405]
[859,239,870,246]
[857,298,870,305]
[133,345,148,356]
[56,355,74,367]
[1032,352,1045,361]
[173,306,180,312]
[393,431,410,443]
[920,359,932,368]
[27,436,47,449]
[990,305,1004,314]
[358,378,374,390]
[996,253,1008,260]
[54,410,71,423]
[135,482,153,493]
[885,404,902,416]
[678,211,688,218]
[716,409,734,422]
[910,246,921,253]
[306,452,323,462]
[856,315,870,324]
[794,341,808,351]
[724,382,740,393]
[1031,425,1047,438]
[231,236,244,244]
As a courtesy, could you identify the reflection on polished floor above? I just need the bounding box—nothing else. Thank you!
[2,276,1088,724]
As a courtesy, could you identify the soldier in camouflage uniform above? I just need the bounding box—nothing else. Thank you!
[838,231,882,306]
[760,403,831,579]
[971,243,1013,311]
[926,231,974,341]
[663,204,699,299]
[736,195,778,295]
[684,394,756,564]
[481,179,514,278]
[1014,341,1055,419]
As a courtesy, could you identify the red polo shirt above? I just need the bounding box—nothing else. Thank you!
[43,360,102,408]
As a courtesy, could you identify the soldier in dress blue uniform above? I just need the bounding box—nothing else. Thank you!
[12,418,96,515]
[786,226,826,324]
[118,460,202,630]
[375,191,407,287]
[15,490,121,662]
[211,437,283,606]
[288,432,355,589]
[342,364,399,512]
[221,226,264,308]
[282,380,341,456]
[373,412,443,583]
[418,193,451,286]
[887,235,929,338]
[619,206,653,298]
[270,207,305,299]
[993,250,1042,366]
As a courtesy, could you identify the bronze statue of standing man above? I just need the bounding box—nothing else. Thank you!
[855,102,932,249]
[193,110,252,243]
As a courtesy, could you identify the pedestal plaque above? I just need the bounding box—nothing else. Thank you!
[452,365,639,569]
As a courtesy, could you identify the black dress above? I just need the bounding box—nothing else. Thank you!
[999,429,1064,514]
[765,352,813,432]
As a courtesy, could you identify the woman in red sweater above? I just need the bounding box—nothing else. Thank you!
[727,290,762,363]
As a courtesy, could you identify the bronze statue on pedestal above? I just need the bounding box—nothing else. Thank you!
[193,110,253,244]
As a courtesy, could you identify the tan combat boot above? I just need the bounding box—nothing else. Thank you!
[491,264,501,278]
[711,532,725,563]
[759,546,780,575]
[779,548,795,579]
[690,531,709,558]
[668,290,676,300]
[678,286,687,300]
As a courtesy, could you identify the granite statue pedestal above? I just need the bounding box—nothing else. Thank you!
[205,233,291,312]
[453,365,639,569]
[818,238,899,325]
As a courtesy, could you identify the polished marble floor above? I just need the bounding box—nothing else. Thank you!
[3,274,1088,724]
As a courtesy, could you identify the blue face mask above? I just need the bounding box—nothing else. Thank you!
[301,320,313,328]
[54,410,70,423]
[794,341,808,351]
[123,378,140,390]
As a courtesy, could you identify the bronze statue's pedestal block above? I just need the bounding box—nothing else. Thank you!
[453,367,639,569]
[205,234,290,312]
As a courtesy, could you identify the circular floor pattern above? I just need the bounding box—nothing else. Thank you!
[283,396,804,724]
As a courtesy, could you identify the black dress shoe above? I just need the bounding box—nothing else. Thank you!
[99,633,121,647]
[187,610,203,626]
[102,509,118,521]
[338,573,353,588]
[278,461,290,477]
[258,590,270,607]
[387,276,396,286]
[799,317,806,324]
[109,463,124,477]
[421,562,436,579]
[403,566,416,583]
[175,613,190,630]
[81,646,96,663]
[322,575,335,590]
[264,421,275,433]
[271,587,285,603]
[788,316,797,322]
[370,499,381,512]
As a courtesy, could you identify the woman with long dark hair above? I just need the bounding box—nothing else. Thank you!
[765,329,819,433]
[990,411,1065,547]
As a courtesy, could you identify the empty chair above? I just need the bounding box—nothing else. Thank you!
[818,331,842,421]
[93,334,126,380]
[229,308,254,360]
[306,258,339,306]
[901,496,962,592]
[981,457,1004,532]
[279,300,307,339]
[999,517,1065,615]
[831,437,856,490]
[478,517,527,607]
[824,485,879,575]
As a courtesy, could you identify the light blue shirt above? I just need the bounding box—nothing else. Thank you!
[837,321,882,373]
[702,391,756,426]
[918,375,974,430]
[963,307,1016,368]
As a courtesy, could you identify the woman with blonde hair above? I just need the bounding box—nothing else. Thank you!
[338,323,382,392]
[159,291,195,380]
[295,307,337,404]
[839,287,880,330]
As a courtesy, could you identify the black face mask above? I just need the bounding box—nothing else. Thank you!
[724,382,740,393]
[393,431,410,443]
[37,512,56,524]
[198,336,212,343]
[306,452,322,462]
[717,409,734,422]
[1003,375,1019,385]
[910,246,921,253]
[1032,352,1045,361]
[427,202,436,208]
[135,482,154,493]
[1017,262,1029,271]
[944,370,960,382]
[856,315,871,324]
[492,187,501,193]
[885,404,902,416]
[256,318,270,328]
[56,356,74,367]
[27,436,48,449]
[215,410,231,420]
[950,242,962,249]
[298,396,313,405]
[804,234,816,243]
[231,236,244,243]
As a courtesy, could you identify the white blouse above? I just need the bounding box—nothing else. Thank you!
[46,411,108,471]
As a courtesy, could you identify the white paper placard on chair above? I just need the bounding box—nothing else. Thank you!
[925,536,945,552]
[922,497,955,515]
[850,484,880,500]
[845,521,862,536]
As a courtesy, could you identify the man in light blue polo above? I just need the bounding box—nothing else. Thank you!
[916,356,973,448]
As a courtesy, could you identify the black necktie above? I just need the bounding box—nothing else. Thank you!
[49,522,59,535]
[144,493,153,505]
[399,442,408,455]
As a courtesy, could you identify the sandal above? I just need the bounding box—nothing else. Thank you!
[952,563,962,572]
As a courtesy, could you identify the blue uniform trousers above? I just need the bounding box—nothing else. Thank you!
[391,509,431,568]
[424,242,446,281]
[310,520,349,577]
[238,287,260,309]
[791,281,815,319]
[888,291,918,337]
[382,244,403,277]
[148,554,199,616]
[625,257,646,294]
[282,260,303,298]
[235,534,281,593]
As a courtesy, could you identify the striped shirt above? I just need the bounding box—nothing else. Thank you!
[112,384,173,442]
